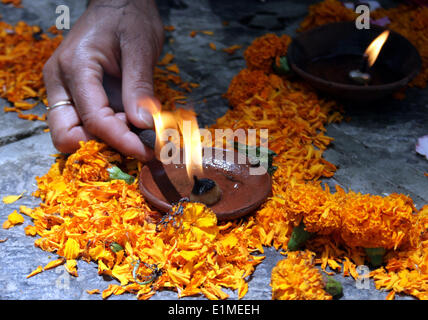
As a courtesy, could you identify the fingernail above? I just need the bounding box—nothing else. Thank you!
[138,106,154,128]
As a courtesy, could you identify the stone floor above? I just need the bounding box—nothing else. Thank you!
[0,0,426,300]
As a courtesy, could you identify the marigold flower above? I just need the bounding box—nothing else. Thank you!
[271,251,332,300]
[223,69,272,107]
[340,192,418,250]
[244,33,291,72]
[298,0,357,32]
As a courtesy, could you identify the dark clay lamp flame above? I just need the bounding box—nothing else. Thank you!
[349,30,390,85]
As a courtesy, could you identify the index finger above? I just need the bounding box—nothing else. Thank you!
[66,65,154,162]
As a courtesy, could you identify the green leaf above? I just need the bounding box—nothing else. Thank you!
[109,242,124,253]
[287,222,313,251]
[233,141,277,176]
[107,166,135,185]
[364,247,386,267]
[273,56,290,75]
[325,276,343,299]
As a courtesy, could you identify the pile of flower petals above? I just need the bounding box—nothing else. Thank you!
[370,205,428,300]
[0,21,62,119]
[24,141,264,299]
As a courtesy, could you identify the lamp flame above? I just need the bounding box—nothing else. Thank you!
[152,110,178,154]
[364,30,390,67]
[138,97,177,157]
[140,97,203,180]
[176,109,203,180]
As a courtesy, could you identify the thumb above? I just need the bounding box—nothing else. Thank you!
[121,42,161,129]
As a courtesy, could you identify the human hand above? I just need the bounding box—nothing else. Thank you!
[43,0,164,161]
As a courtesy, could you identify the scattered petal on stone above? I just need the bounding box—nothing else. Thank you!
[65,259,78,277]
[26,266,43,278]
[43,258,66,271]
[2,192,24,204]
[2,210,25,229]
[165,63,180,74]
[416,135,428,160]
[86,289,100,295]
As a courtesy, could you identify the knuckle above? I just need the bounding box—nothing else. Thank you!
[42,58,54,76]
[131,80,153,94]
[79,110,96,130]
[57,52,74,72]
[79,109,103,137]
[51,132,77,153]
[42,57,59,84]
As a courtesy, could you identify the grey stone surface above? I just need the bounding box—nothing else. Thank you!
[0,0,427,300]
[323,88,428,208]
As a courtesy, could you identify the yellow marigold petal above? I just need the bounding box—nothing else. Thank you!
[24,225,37,236]
[157,53,174,66]
[168,268,190,286]
[62,238,80,260]
[111,264,131,286]
[98,260,111,275]
[238,281,248,299]
[86,289,100,295]
[27,265,43,278]
[44,258,65,270]
[3,210,25,228]
[386,291,395,300]
[165,63,179,74]
[102,284,126,299]
[2,220,12,229]
[19,205,33,217]
[65,259,78,276]
[2,192,24,204]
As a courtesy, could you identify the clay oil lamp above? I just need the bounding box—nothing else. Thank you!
[136,104,272,221]
[287,22,421,101]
